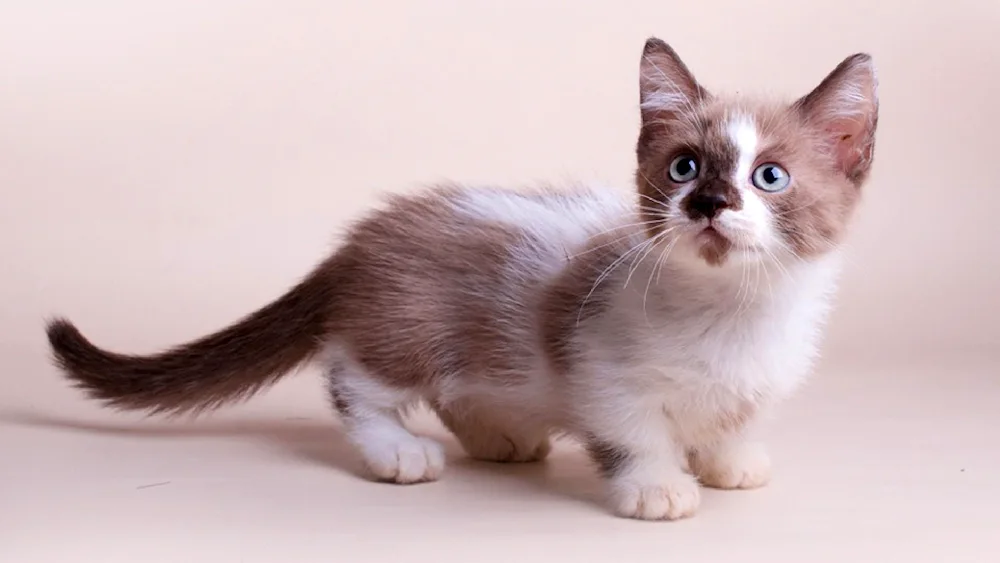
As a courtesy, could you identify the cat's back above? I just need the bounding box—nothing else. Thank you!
[444,184,633,252]
[327,183,634,328]
[339,183,633,279]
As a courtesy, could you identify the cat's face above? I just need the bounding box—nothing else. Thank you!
[635,38,879,268]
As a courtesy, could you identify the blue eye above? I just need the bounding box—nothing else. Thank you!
[752,163,790,192]
[668,154,699,183]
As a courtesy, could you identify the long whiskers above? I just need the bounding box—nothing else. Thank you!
[576,233,661,326]
[761,242,795,283]
[568,217,669,259]
[642,233,683,325]
[575,225,679,326]
[636,169,671,202]
[636,192,668,207]
[757,247,775,301]
[733,232,752,317]
[623,227,677,289]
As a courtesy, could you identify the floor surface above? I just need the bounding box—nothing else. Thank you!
[2,358,998,562]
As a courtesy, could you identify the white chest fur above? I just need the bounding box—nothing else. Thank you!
[670,259,836,393]
[583,253,842,445]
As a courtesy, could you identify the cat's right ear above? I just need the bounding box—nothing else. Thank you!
[793,53,879,185]
[638,38,708,124]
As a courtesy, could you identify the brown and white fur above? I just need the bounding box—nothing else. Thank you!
[45,38,878,521]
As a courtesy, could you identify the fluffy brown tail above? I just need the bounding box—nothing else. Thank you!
[46,265,334,416]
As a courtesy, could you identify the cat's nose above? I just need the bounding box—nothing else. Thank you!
[685,192,730,220]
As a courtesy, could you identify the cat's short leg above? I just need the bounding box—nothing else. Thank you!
[688,435,771,490]
[326,358,445,484]
[583,404,701,520]
[434,400,551,463]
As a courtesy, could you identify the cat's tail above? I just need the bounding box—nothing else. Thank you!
[45,261,335,416]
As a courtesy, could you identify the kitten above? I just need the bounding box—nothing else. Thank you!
[45,37,878,521]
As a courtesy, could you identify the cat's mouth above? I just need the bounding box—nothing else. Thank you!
[694,225,735,248]
[692,226,733,265]
[696,225,726,241]
[689,224,764,265]
[694,224,760,251]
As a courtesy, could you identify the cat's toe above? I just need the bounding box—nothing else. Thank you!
[609,472,701,521]
[362,436,446,484]
[692,441,771,490]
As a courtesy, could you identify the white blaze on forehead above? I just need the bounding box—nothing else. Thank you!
[719,112,776,249]
[726,113,759,187]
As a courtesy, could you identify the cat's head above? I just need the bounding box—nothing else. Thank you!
[635,37,878,268]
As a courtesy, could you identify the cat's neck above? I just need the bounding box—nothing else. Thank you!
[639,247,845,315]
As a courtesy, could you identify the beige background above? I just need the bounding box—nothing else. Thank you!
[2,1,998,562]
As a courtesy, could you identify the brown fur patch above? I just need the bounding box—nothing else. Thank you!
[325,359,354,417]
[586,437,633,478]
[324,187,555,389]
[695,228,734,266]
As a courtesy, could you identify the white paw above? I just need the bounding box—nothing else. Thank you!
[609,472,701,521]
[692,441,771,490]
[361,436,446,484]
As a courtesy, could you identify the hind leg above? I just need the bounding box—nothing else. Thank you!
[433,399,551,463]
[326,358,445,484]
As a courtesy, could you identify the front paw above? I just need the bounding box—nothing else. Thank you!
[608,472,701,521]
[690,441,771,490]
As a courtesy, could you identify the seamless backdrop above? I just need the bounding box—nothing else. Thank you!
[2,2,998,562]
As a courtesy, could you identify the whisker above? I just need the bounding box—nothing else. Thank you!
[576,236,660,325]
[759,251,775,301]
[567,218,668,258]
[596,237,657,286]
[655,235,682,286]
[636,206,672,217]
[569,232,643,258]
[591,217,669,233]
[569,222,667,259]
[636,192,669,209]
[623,228,673,289]
[752,249,762,309]
[733,232,756,317]
[643,234,682,323]
[636,169,671,202]
[761,242,794,283]
[735,245,750,317]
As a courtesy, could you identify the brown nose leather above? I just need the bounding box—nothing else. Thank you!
[685,192,730,220]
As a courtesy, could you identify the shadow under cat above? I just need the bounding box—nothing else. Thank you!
[0,409,621,513]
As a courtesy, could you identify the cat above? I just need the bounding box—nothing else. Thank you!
[45,37,878,521]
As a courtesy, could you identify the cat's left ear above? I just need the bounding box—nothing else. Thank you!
[794,53,879,185]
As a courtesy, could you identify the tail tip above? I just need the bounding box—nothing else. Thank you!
[45,316,87,362]
[46,315,76,341]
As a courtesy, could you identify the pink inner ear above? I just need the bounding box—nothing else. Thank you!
[795,53,878,182]
[827,116,869,173]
